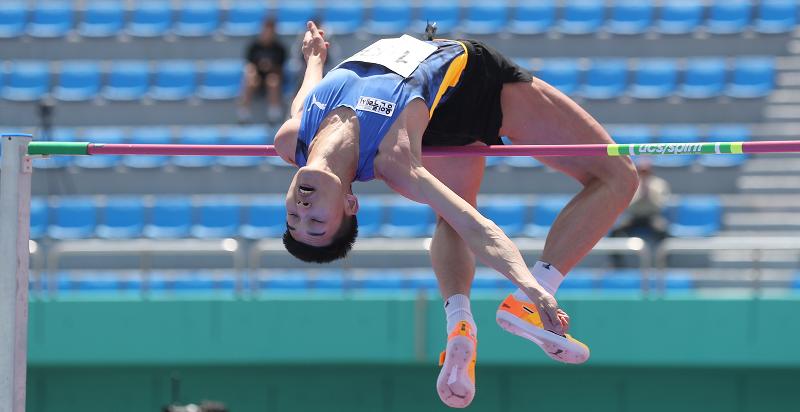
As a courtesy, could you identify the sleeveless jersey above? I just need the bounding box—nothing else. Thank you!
[296,38,467,182]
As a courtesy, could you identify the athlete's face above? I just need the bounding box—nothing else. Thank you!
[285,167,358,246]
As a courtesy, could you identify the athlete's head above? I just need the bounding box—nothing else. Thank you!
[259,18,277,44]
[283,166,359,263]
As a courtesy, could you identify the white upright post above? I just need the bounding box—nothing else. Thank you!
[0,133,33,412]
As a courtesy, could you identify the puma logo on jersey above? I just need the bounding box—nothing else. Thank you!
[308,94,327,111]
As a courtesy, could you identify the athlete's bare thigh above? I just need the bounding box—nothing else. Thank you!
[498,79,635,184]
[422,142,485,207]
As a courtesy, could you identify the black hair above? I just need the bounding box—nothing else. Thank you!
[282,215,358,263]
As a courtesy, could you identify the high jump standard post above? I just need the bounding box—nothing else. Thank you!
[0,133,32,412]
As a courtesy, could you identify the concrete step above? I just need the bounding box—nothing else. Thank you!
[776,72,800,87]
[723,212,800,230]
[737,175,800,192]
[719,193,800,211]
[765,105,800,120]
[767,90,800,104]
[742,157,800,173]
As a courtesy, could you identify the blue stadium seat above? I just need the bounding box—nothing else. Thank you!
[78,1,124,37]
[276,1,315,36]
[524,196,570,237]
[654,270,695,291]
[29,198,48,240]
[123,127,172,169]
[536,59,580,95]
[560,270,596,291]
[461,0,508,35]
[240,197,285,239]
[509,0,555,34]
[382,200,434,237]
[150,271,238,293]
[48,197,97,239]
[173,1,219,36]
[406,269,439,291]
[755,0,797,34]
[366,1,411,35]
[656,0,702,34]
[606,1,653,35]
[322,2,364,35]
[218,125,270,167]
[679,57,726,99]
[172,126,220,167]
[197,60,242,100]
[32,128,76,169]
[669,195,721,237]
[793,274,800,291]
[479,202,526,237]
[73,127,125,169]
[126,1,172,37]
[53,61,101,101]
[221,0,266,37]
[414,1,460,34]
[0,2,27,38]
[609,125,653,145]
[312,270,347,291]
[96,197,145,239]
[102,61,150,101]
[354,270,407,290]
[258,270,309,291]
[706,1,751,34]
[601,269,642,291]
[580,59,628,99]
[726,57,775,99]
[143,197,193,238]
[2,61,50,102]
[149,60,196,101]
[191,198,241,238]
[56,271,141,293]
[652,125,700,167]
[698,125,750,168]
[356,199,384,238]
[502,156,543,168]
[27,1,73,38]
[558,0,605,35]
[629,59,678,99]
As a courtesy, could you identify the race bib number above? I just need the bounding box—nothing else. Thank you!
[336,34,437,77]
[356,96,395,117]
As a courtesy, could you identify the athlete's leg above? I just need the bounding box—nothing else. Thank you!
[423,152,485,299]
[500,79,639,275]
[423,152,485,409]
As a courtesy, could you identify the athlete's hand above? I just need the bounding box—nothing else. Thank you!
[524,286,569,336]
[302,21,329,64]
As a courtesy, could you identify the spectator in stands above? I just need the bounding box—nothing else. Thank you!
[239,18,287,124]
[611,160,671,267]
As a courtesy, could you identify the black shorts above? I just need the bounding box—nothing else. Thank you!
[422,40,533,147]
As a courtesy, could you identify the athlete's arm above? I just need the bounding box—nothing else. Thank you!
[290,21,328,118]
[274,21,328,166]
[374,103,565,334]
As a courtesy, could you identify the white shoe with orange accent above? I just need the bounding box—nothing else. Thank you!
[437,321,477,408]
[496,293,590,364]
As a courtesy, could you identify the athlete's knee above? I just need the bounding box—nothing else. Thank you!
[607,156,639,201]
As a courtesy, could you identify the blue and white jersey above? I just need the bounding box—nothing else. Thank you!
[296,37,467,181]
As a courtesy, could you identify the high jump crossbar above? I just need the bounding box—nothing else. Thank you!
[4,133,800,412]
[24,139,800,157]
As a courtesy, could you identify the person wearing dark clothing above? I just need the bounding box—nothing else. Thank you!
[239,18,287,123]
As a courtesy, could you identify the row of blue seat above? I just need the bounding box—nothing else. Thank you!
[0,60,244,102]
[0,56,775,102]
[527,57,775,99]
[15,123,750,170]
[42,269,703,293]
[0,1,796,39]
[29,194,723,241]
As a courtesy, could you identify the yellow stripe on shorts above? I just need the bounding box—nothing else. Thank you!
[429,42,469,118]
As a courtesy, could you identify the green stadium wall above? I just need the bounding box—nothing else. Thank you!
[26,293,800,412]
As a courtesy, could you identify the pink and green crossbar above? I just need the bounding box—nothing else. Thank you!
[24,140,800,157]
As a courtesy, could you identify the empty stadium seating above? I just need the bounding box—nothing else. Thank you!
[78,1,124,38]
[606,1,653,35]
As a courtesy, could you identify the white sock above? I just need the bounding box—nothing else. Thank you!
[444,294,477,334]
[513,260,565,302]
